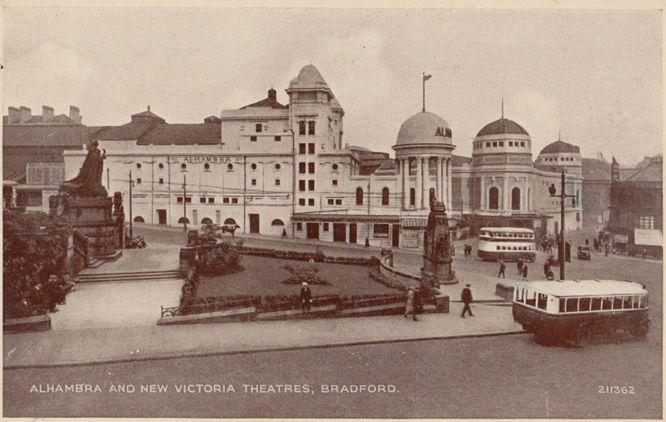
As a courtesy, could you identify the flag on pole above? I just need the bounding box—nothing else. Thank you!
[423,73,432,81]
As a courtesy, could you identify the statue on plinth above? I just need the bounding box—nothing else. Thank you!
[61,140,107,197]
[421,195,457,287]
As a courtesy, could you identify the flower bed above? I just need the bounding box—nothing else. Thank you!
[238,246,379,267]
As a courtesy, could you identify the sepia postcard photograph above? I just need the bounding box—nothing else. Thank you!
[2,2,663,419]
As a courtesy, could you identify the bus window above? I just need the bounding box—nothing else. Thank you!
[566,298,578,312]
[633,295,640,309]
[591,297,602,311]
[526,291,536,306]
[516,288,524,303]
[496,246,501,251]
[537,293,548,310]
[623,296,633,309]
[612,296,623,310]
[579,297,591,312]
[602,297,612,310]
[640,296,648,308]
[559,298,565,313]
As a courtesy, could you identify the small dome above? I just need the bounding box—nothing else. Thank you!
[395,111,452,146]
[540,140,580,154]
[477,118,529,137]
[289,64,330,91]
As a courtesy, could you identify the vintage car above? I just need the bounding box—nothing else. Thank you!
[577,246,592,260]
[513,279,649,347]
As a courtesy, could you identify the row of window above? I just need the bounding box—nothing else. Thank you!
[298,198,315,206]
[294,222,391,238]
[496,245,535,251]
[298,121,316,136]
[480,231,534,239]
[298,180,316,191]
[298,143,316,154]
[176,196,239,204]
[474,140,526,149]
[250,135,282,142]
[542,156,577,162]
[517,290,648,313]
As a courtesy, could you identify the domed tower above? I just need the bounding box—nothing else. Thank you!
[536,135,582,176]
[392,111,456,211]
[472,113,533,213]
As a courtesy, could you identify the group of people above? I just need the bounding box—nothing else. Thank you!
[462,243,473,257]
[497,258,529,280]
[15,273,77,317]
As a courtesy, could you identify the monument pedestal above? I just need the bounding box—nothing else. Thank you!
[420,201,458,288]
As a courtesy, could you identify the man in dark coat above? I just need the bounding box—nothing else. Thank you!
[461,284,473,318]
[517,258,523,275]
[522,264,529,280]
[543,260,551,278]
[498,260,506,278]
[300,282,312,313]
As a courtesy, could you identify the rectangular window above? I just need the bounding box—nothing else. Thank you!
[275,179,280,186]
[255,123,263,133]
[208,198,214,204]
[486,142,490,147]
[613,296,623,310]
[274,136,281,142]
[591,297,602,311]
[579,297,591,312]
[299,162,306,174]
[335,199,342,205]
[602,296,612,310]
[499,142,504,147]
[639,215,655,229]
[332,179,338,186]
[537,293,548,310]
[231,198,238,204]
[633,295,640,309]
[299,180,306,191]
[250,136,257,142]
[299,121,306,135]
[308,121,315,135]
[308,143,315,154]
[307,198,315,206]
[623,296,633,309]
[308,162,315,174]
[299,198,306,206]
[492,142,497,147]
[566,298,578,312]
[185,197,192,203]
[136,178,142,184]
[373,224,389,238]
[192,210,198,225]
[223,198,229,204]
[526,291,536,306]
[323,223,329,231]
[251,179,257,186]
[177,197,183,203]
[296,222,303,231]
[308,180,315,191]
[509,141,513,147]
[327,199,334,205]
[216,210,221,225]
[299,143,306,154]
[520,141,525,147]
[159,178,164,184]
[200,197,206,204]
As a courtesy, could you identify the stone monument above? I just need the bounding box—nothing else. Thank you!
[51,140,121,258]
[421,197,457,287]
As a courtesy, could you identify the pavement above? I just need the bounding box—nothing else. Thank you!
[4,302,522,369]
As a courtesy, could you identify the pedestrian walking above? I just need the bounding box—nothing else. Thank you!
[585,238,589,246]
[543,260,551,278]
[498,260,506,278]
[300,281,312,313]
[517,258,523,275]
[642,248,647,261]
[404,287,418,321]
[461,284,474,318]
[522,264,529,281]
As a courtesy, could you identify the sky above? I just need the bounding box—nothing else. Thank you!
[3,7,662,166]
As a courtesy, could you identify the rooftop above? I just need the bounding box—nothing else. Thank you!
[519,280,647,297]
[288,64,331,92]
[476,117,529,137]
[540,140,581,155]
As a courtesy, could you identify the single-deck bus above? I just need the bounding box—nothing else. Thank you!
[513,279,649,346]
[477,227,536,262]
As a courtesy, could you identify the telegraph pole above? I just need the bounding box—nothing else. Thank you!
[182,174,187,231]
[549,169,576,280]
[128,170,134,239]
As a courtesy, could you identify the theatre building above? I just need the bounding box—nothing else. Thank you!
[64,64,583,248]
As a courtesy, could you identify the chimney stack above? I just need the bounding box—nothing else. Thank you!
[42,105,54,122]
[268,88,277,100]
[69,105,81,124]
[19,106,31,124]
[8,107,19,124]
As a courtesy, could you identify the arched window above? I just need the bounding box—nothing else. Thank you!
[133,216,145,223]
[356,187,364,205]
[178,217,190,224]
[224,218,237,225]
[429,187,436,204]
[271,219,285,226]
[511,187,521,210]
[381,187,389,205]
[489,187,499,210]
[201,217,213,225]
[410,188,416,206]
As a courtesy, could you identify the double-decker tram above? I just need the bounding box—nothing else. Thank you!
[477,227,536,262]
[513,280,649,346]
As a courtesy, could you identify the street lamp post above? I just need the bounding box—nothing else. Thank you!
[549,169,577,280]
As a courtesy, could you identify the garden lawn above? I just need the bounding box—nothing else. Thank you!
[194,255,395,298]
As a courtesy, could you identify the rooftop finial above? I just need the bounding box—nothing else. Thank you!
[501,97,504,119]
[147,105,151,112]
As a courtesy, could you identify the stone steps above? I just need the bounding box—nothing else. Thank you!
[78,270,181,283]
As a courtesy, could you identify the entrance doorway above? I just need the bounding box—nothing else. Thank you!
[349,223,357,244]
[333,223,346,242]
[157,209,167,225]
[249,214,260,234]
[306,223,320,239]
[392,224,400,247]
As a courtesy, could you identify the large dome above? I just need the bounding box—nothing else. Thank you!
[477,118,529,137]
[395,111,452,146]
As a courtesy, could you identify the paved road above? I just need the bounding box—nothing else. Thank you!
[4,332,660,419]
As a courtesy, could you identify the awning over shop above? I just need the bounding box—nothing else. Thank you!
[634,229,662,247]
[401,217,427,228]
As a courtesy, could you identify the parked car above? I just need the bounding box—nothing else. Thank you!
[577,246,592,261]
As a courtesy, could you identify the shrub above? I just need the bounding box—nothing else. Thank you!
[200,242,243,276]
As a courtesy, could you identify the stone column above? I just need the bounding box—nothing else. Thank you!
[415,157,422,210]
[436,157,443,203]
[480,177,485,210]
[402,158,409,210]
[422,157,428,209]
[446,158,452,210]
[503,175,509,211]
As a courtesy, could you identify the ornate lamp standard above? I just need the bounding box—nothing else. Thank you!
[549,169,577,280]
